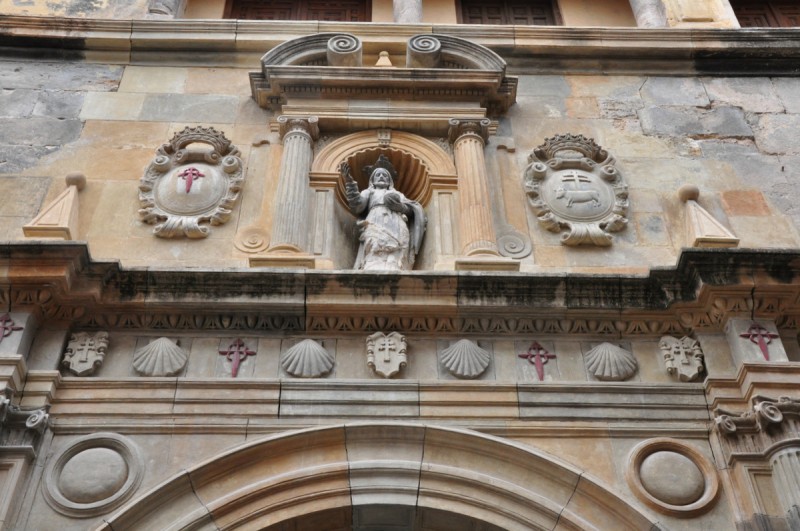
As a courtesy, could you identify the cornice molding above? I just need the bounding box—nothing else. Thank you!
[2,243,800,334]
[1,16,799,74]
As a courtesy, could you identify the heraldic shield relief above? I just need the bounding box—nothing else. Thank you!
[524,134,629,246]
[138,126,244,239]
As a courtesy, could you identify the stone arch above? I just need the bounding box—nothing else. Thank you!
[311,130,457,207]
[98,424,656,531]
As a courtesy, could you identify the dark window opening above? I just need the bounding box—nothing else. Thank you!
[224,0,370,22]
[731,1,800,27]
[458,0,560,25]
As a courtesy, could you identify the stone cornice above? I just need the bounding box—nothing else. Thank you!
[2,243,800,334]
[1,16,799,74]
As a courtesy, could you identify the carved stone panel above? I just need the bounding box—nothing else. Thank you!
[138,126,244,239]
[659,336,705,382]
[524,134,628,246]
[62,331,109,377]
[366,332,407,378]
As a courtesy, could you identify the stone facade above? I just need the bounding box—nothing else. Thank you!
[1,1,800,530]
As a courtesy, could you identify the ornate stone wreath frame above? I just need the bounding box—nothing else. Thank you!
[524,134,629,247]
[139,126,244,239]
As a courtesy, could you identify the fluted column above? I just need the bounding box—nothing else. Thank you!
[771,448,800,518]
[449,119,500,257]
[628,0,668,27]
[393,0,422,23]
[268,116,319,253]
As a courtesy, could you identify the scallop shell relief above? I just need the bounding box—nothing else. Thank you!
[133,337,188,376]
[281,339,334,378]
[584,342,637,381]
[440,339,490,379]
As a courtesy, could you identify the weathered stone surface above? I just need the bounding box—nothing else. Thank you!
[0,117,82,146]
[754,114,800,155]
[0,176,50,216]
[138,94,240,123]
[703,77,784,113]
[119,65,187,94]
[0,145,59,174]
[0,88,36,118]
[517,75,570,97]
[0,60,122,91]
[640,77,709,106]
[598,98,643,119]
[639,106,752,138]
[33,90,85,119]
[771,78,800,114]
[79,92,145,121]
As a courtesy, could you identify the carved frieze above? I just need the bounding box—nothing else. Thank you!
[584,342,637,381]
[281,339,334,378]
[133,337,188,376]
[659,336,704,382]
[138,126,244,239]
[62,331,109,377]
[524,134,628,246]
[440,339,490,379]
[366,332,407,378]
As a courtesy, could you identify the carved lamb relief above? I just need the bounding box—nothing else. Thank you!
[139,126,244,238]
[524,134,628,246]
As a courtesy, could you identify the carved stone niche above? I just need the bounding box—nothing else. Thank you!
[139,127,244,239]
[524,135,629,246]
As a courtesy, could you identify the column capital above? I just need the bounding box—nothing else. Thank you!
[278,116,320,141]
[448,118,491,144]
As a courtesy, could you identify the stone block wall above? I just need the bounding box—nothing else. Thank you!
[4,58,799,274]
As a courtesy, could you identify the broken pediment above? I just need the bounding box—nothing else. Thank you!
[249,33,517,120]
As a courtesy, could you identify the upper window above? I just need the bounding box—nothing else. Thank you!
[458,0,560,25]
[224,0,370,21]
[731,1,800,27]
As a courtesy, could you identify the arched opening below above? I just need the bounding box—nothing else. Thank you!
[263,504,505,531]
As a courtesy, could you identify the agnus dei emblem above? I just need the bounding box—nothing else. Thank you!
[524,134,628,246]
[139,126,244,238]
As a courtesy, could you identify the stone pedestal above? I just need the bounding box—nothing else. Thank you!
[258,116,319,268]
[628,0,668,27]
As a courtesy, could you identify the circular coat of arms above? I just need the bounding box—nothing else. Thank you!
[139,127,244,239]
[524,134,628,246]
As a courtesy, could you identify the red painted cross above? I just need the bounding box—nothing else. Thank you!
[740,322,779,361]
[178,167,205,193]
[219,339,256,378]
[0,314,23,346]
[518,341,556,381]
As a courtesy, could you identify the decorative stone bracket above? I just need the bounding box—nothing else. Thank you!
[0,388,49,448]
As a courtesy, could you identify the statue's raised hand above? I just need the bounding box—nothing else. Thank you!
[338,161,354,182]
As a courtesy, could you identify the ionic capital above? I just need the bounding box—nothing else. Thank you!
[278,116,320,141]
[448,118,491,145]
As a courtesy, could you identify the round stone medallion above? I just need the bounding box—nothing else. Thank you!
[43,432,143,518]
[639,450,704,506]
[626,438,720,518]
[58,447,129,504]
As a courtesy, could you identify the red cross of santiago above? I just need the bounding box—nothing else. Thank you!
[178,167,205,193]
[518,341,556,381]
[219,338,256,378]
[0,314,23,345]
[740,322,779,361]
